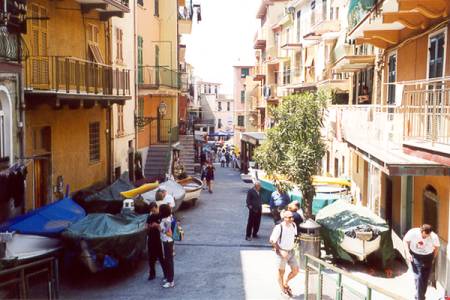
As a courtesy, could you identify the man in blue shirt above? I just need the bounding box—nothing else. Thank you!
[270,186,290,224]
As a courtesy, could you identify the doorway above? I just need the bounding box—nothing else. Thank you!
[34,156,51,208]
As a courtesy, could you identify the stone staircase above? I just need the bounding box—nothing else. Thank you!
[144,144,170,179]
[178,135,197,176]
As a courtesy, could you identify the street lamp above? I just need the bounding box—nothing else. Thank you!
[135,101,169,128]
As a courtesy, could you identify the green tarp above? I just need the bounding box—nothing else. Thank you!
[62,213,147,261]
[315,200,395,268]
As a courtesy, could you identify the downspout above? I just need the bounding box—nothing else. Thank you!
[133,0,138,153]
[106,18,113,183]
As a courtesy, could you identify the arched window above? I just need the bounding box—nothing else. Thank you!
[423,185,439,233]
[0,88,12,167]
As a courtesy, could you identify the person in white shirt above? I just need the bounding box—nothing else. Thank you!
[403,224,440,300]
[157,188,175,209]
[269,210,299,297]
[159,204,175,288]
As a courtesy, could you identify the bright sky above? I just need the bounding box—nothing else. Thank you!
[184,0,261,94]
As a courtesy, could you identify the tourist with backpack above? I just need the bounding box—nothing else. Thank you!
[269,210,299,297]
[146,202,165,281]
[159,204,175,288]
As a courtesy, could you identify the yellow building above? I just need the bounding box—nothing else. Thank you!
[22,0,131,209]
[136,0,197,178]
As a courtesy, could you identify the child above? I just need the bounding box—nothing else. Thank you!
[159,204,175,288]
[146,202,164,280]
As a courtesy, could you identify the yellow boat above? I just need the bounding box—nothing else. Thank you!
[312,176,351,187]
[120,182,159,198]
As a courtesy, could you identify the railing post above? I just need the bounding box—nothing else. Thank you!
[55,57,59,92]
[317,264,323,300]
[65,57,70,93]
[336,273,342,300]
[305,255,309,298]
[75,60,80,94]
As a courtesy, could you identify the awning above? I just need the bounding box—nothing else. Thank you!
[241,132,266,145]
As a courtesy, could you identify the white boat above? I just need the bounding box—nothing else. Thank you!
[141,179,186,212]
[177,177,203,205]
[340,232,382,261]
[1,233,61,261]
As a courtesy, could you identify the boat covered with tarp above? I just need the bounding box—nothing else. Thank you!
[0,197,86,237]
[62,213,147,271]
[141,179,185,212]
[258,176,351,215]
[76,173,135,214]
[315,200,395,268]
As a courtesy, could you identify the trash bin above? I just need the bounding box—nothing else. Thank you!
[298,219,321,269]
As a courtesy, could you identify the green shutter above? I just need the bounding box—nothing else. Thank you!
[137,36,143,84]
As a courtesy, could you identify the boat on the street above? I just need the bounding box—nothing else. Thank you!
[177,177,203,206]
[315,200,395,268]
[1,233,61,262]
[141,179,185,212]
[62,213,148,272]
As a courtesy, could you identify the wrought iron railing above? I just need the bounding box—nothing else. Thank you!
[138,66,180,90]
[24,56,131,96]
[0,28,19,61]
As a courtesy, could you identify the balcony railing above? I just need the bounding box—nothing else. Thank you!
[329,79,450,146]
[0,29,20,62]
[24,56,130,96]
[138,66,180,90]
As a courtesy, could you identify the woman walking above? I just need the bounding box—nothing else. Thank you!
[205,162,215,193]
[159,204,175,288]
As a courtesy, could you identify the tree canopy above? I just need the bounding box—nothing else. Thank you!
[255,91,327,219]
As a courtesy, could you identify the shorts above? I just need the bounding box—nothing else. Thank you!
[275,250,298,270]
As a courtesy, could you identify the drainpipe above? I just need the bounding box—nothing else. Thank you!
[133,0,138,154]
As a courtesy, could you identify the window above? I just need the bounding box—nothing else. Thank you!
[87,24,104,63]
[387,53,397,105]
[89,122,100,162]
[117,105,124,135]
[240,90,245,103]
[208,85,211,94]
[0,103,5,161]
[137,36,143,84]
[275,32,280,50]
[215,86,218,95]
[138,97,144,119]
[154,0,159,16]
[116,27,123,63]
[218,102,222,111]
[296,10,301,42]
[227,102,230,111]
[30,4,48,85]
[311,1,316,26]
[137,0,143,6]
[217,118,222,129]
[285,28,290,44]
[237,116,245,127]
[241,68,250,78]
[423,185,439,233]
[322,0,327,21]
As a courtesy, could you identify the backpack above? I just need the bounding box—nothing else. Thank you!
[171,216,184,242]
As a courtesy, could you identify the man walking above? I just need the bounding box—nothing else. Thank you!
[403,224,440,300]
[245,182,262,241]
[269,186,290,224]
[270,210,299,297]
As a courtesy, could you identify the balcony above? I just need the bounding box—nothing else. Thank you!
[138,66,181,90]
[0,29,20,62]
[24,56,131,103]
[178,1,194,35]
[328,78,450,167]
[179,72,189,93]
[332,44,375,72]
[75,0,129,19]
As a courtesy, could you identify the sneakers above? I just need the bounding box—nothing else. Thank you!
[162,281,175,288]
[245,236,252,241]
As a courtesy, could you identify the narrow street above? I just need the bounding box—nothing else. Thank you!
[59,164,302,299]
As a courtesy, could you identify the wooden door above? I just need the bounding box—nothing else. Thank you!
[34,157,50,208]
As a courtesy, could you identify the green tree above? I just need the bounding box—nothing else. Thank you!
[255,91,327,219]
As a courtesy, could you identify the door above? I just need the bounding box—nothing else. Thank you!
[427,32,445,138]
[137,36,143,84]
[385,177,393,228]
[34,157,50,208]
[387,53,396,105]
[334,158,339,178]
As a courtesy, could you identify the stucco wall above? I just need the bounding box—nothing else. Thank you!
[25,105,107,208]
[413,176,450,242]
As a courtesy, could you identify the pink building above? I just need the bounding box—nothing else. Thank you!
[232,65,253,145]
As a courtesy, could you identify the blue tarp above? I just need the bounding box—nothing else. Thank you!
[0,197,86,237]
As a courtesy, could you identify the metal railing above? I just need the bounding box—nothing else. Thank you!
[331,44,375,65]
[138,66,180,90]
[329,80,450,146]
[304,254,407,300]
[0,256,59,299]
[25,56,131,96]
[0,29,20,62]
